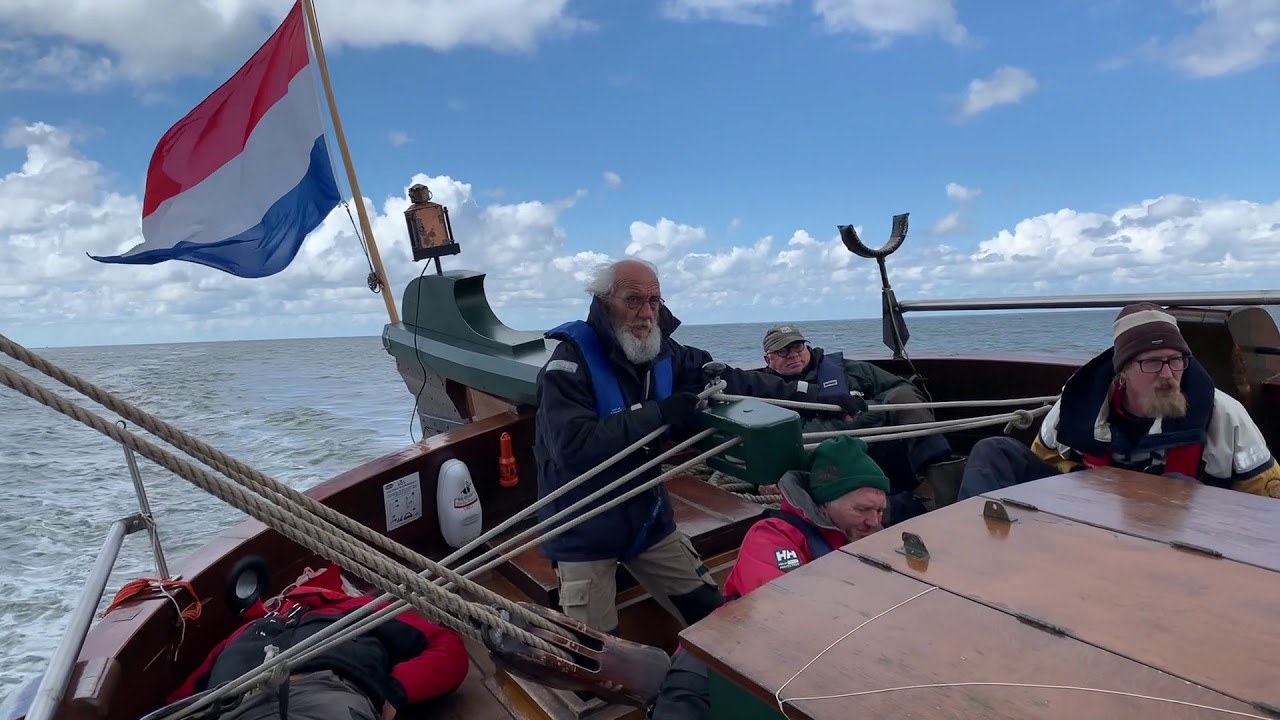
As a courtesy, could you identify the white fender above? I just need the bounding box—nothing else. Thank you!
[437,458,483,549]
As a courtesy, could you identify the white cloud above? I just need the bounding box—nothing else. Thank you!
[929,211,962,236]
[930,182,981,235]
[813,0,969,47]
[659,0,792,25]
[0,0,591,92]
[388,130,410,147]
[603,171,623,188]
[946,182,980,202]
[956,66,1038,119]
[1145,0,1280,77]
[5,118,1280,346]
[0,40,117,92]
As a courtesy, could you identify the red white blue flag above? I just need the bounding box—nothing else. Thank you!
[91,0,340,278]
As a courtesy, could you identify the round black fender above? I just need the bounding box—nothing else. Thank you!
[224,554,270,614]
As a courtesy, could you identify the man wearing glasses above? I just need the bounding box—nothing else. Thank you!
[758,324,965,524]
[533,259,865,636]
[956,302,1280,501]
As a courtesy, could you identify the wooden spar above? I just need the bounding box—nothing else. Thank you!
[300,0,400,326]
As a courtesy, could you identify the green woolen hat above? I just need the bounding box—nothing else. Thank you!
[806,436,890,505]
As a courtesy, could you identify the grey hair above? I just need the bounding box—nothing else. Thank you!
[586,258,658,299]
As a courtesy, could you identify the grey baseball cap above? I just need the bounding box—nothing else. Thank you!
[762,324,807,354]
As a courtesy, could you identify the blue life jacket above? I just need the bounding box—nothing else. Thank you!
[815,351,850,398]
[546,320,675,561]
[546,320,673,415]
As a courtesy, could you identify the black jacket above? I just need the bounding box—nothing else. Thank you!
[534,299,810,562]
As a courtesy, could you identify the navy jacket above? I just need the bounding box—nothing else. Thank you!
[533,299,810,562]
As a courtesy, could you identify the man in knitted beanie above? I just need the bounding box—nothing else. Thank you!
[720,435,889,602]
[952,302,1279,503]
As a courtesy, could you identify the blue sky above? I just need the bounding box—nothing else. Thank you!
[2,0,1279,348]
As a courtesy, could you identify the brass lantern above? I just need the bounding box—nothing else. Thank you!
[404,183,459,264]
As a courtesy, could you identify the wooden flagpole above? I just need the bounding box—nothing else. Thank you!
[300,0,400,326]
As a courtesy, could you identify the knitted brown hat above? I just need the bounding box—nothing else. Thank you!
[1112,302,1191,371]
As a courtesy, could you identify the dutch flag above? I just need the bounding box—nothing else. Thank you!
[91,0,341,278]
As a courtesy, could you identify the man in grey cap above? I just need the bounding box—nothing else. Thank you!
[758,324,966,523]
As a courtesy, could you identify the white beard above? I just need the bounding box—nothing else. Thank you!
[615,320,661,364]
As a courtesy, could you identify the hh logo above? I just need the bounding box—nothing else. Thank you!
[774,548,801,572]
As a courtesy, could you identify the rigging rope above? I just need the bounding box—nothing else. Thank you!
[802,407,1049,451]
[154,385,732,718]
[801,408,1043,441]
[0,334,567,642]
[0,362,565,663]
[712,392,1060,414]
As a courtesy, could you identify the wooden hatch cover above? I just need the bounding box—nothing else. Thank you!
[679,467,1280,720]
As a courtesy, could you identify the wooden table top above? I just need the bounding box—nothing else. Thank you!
[679,468,1280,720]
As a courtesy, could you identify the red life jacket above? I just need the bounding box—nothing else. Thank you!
[1081,380,1204,478]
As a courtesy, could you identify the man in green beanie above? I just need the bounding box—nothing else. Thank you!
[720,435,889,601]
[646,436,889,720]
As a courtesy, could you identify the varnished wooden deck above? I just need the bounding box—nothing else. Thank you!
[680,468,1280,720]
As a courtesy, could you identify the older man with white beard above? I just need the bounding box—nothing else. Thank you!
[533,258,866,635]
[955,302,1280,502]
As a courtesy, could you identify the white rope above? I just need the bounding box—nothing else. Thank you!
[713,391,1060,414]
[773,584,1267,719]
[163,417,737,717]
[774,587,936,711]
[802,408,1042,441]
[780,683,1271,718]
[802,407,1048,451]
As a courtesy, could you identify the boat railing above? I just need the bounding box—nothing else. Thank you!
[23,422,172,720]
[838,213,1280,359]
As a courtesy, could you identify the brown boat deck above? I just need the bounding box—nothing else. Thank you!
[679,468,1280,719]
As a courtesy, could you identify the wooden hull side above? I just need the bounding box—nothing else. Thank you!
[61,411,537,720]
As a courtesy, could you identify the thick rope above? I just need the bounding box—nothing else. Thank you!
[0,363,568,664]
[246,434,745,698]
[141,391,735,719]
[0,334,566,642]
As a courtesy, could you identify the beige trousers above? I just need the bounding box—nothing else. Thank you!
[553,529,718,631]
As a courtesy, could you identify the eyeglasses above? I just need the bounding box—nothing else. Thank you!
[617,294,663,311]
[770,341,807,358]
[1135,355,1190,374]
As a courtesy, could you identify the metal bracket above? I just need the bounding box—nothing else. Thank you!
[852,553,892,571]
[1169,540,1223,558]
[122,513,148,535]
[1015,612,1068,636]
[982,500,1017,523]
[998,496,1039,512]
[894,532,929,561]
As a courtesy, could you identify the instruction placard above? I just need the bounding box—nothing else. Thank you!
[383,476,423,532]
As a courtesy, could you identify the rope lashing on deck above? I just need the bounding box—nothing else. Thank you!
[0,360,566,661]
[0,334,596,644]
